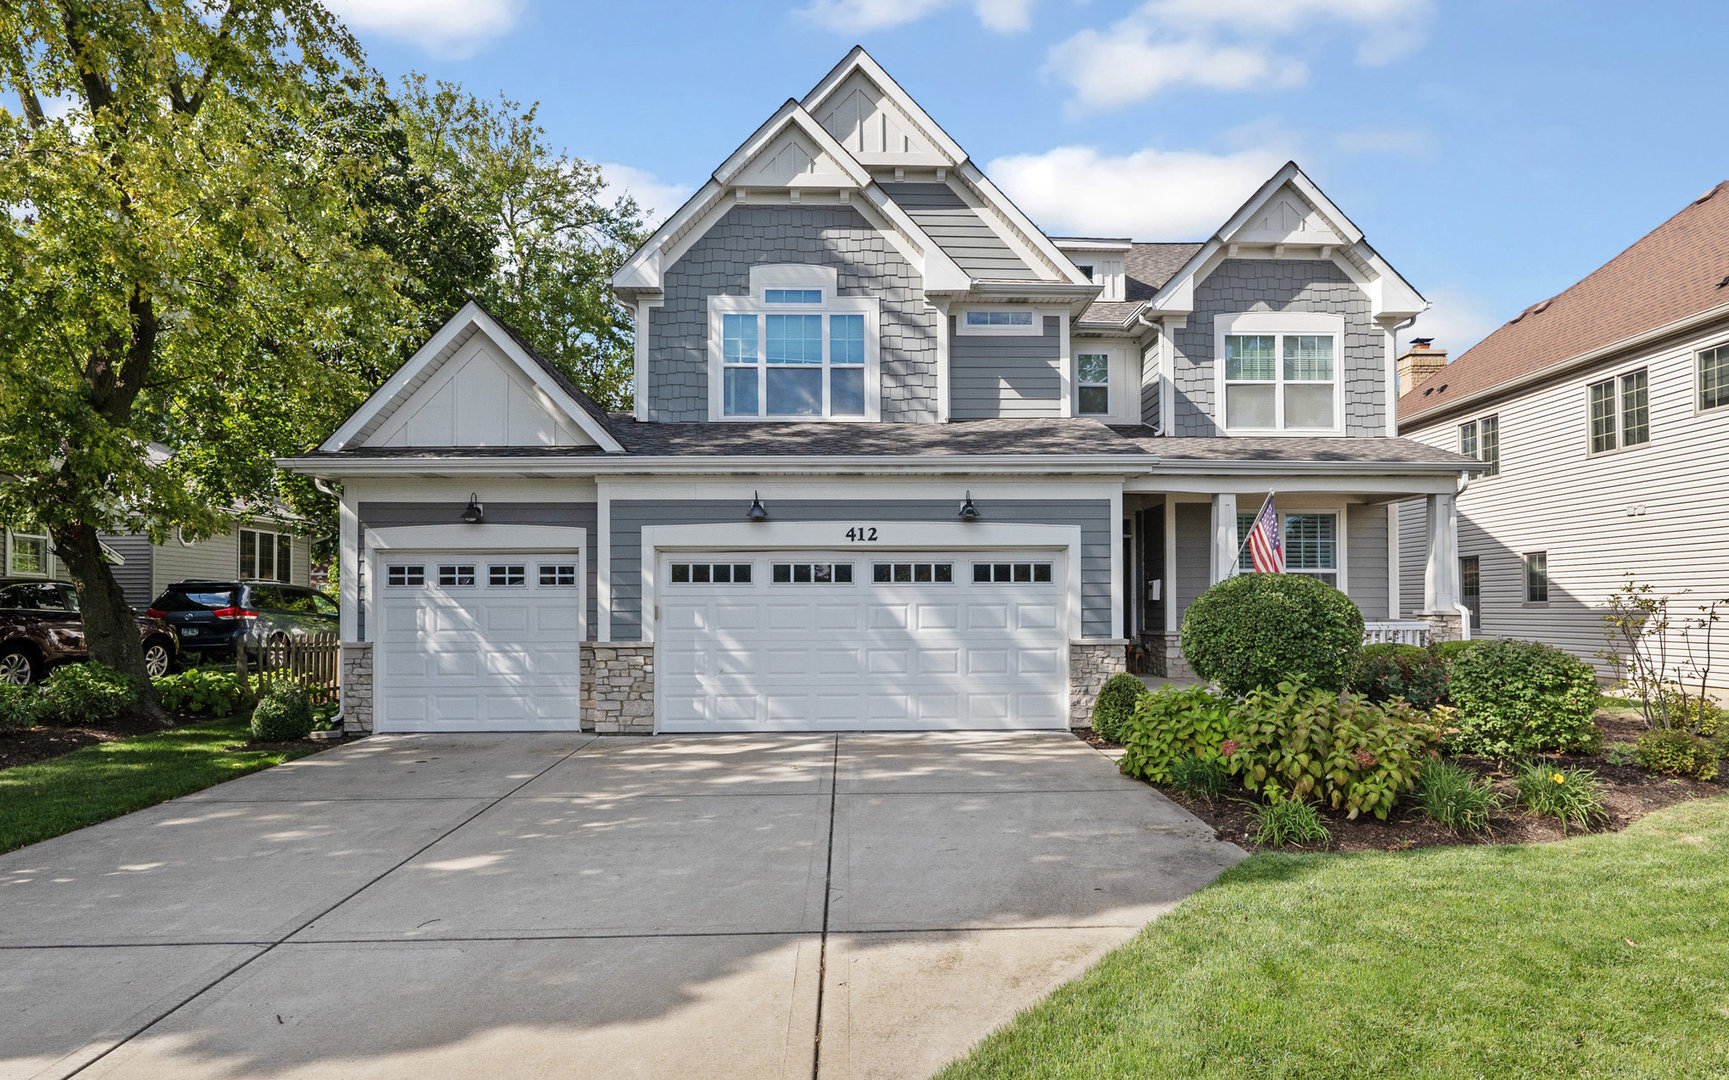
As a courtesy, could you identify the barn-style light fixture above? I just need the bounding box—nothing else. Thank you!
[746,492,768,522]
[460,494,485,524]
[958,491,979,521]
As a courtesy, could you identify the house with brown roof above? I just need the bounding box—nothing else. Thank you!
[1396,181,1729,691]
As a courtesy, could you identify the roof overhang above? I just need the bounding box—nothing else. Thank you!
[278,453,1160,479]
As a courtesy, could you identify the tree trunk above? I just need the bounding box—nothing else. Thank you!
[53,522,172,727]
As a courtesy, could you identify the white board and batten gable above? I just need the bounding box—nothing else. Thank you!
[809,67,952,167]
[321,302,622,453]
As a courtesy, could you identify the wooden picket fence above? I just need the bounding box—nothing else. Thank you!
[257,632,341,704]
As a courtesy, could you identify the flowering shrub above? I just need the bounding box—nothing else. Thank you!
[1117,684,1236,783]
[1349,643,1450,710]
[1224,681,1435,820]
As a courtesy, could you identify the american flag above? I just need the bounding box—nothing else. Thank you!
[1245,496,1285,573]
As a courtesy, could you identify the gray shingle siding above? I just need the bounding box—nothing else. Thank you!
[647,205,938,423]
[357,502,599,641]
[609,498,1113,641]
[1171,259,1385,437]
[949,315,1061,418]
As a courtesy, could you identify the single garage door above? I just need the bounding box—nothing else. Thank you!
[375,554,583,731]
[658,549,1067,732]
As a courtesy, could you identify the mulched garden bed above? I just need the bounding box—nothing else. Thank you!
[1080,708,1726,854]
[0,718,340,771]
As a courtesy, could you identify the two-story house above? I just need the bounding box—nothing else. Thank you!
[1397,180,1729,694]
[286,48,1475,736]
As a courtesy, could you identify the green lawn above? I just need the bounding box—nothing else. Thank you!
[0,719,315,854]
[937,795,1729,1080]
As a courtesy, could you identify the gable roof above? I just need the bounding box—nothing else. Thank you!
[319,301,624,454]
[1079,242,1206,326]
[1400,180,1729,424]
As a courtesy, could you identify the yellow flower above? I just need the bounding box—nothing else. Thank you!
[1552,772,1566,784]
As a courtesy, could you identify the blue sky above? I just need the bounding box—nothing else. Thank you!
[332,0,1729,355]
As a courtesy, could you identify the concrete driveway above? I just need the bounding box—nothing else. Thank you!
[0,732,1244,1080]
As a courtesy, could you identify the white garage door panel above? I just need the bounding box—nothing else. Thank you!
[659,549,1066,732]
[376,552,583,732]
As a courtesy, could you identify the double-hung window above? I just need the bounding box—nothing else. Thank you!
[1699,342,1729,411]
[1589,369,1649,453]
[1217,314,1342,432]
[711,266,876,420]
[1077,353,1111,415]
[1459,414,1500,476]
[1236,510,1340,588]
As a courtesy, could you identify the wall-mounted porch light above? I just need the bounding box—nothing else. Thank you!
[460,494,485,524]
[958,491,979,521]
[746,492,768,522]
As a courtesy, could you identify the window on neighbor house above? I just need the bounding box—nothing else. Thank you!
[1460,555,1481,630]
[7,532,48,576]
[1590,369,1649,453]
[1077,353,1110,415]
[1223,333,1338,430]
[1700,343,1729,411]
[239,528,282,581]
[1525,551,1548,603]
[1460,415,1500,476]
[1237,511,1339,588]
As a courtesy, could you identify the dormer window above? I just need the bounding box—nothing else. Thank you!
[708,265,879,421]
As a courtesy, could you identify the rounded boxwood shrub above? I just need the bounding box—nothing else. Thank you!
[1447,639,1599,758]
[36,662,138,725]
[1633,729,1721,780]
[1180,573,1364,696]
[250,682,315,742]
[1090,672,1146,743]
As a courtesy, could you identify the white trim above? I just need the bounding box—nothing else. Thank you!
[1387,501,1400,620]
[748,263,840,296]
[955,307,1039,335]
[1159,318,1180,433]
[637,520,1085,645]
[1058,311,1073,415]
[4,530,51,579]
[1214,311,1347,436]
[238,525,286,583]
[339,496,359,641]
[934,299,952,422]
[320,302,623,454]
[1163,499,1177,633]
[706,293,881,421]
[633,299,656,422]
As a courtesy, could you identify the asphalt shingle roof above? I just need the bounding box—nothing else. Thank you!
[1109,428,1481,467]
[1079,242,1205,325]
[1399,180,1729,423]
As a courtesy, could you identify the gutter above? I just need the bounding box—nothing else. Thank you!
[1401,299,1729,427]
[276,453,1163,478]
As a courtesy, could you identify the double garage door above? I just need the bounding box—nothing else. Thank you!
[374,553,584,732]
[657,549,1067,732]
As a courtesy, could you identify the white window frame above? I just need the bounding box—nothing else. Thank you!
[1460,413,1501,477]
[1214,312,1346,435]
[706,264,880,422]
[1697,341,1729,414]
[1524,551,1549,605]
[1076,350,1112,416]
[1586,368,1651,456]
[5,531,51,578]
[239,527,285,582]
[956,307,1040,336]
[1236,508,1345,590]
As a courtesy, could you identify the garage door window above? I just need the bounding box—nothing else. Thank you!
[438,564,476,587]
[489,564,526,587]
[973,562,1053,583]
[539,564,580,586]
[670,562,752,584]
[386,564,425,586]
[772,562,853,584]
[873,562,953,583]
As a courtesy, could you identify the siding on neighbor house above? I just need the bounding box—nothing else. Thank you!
[1397,314,1729,688]
[1171,258,1386,438]
[646,204,940,423]
[98,534,155,608]
[357,502,598,642]
[948,315,1062,418]
[608,498,1115,641]
[149,524,312,599]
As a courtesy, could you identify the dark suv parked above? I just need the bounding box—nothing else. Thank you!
[0,579,178,685]
[146,581,339,661]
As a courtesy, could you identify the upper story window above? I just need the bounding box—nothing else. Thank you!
[1459,414,1500,476]
[708,265,878,421]
[1699,343,1729,411]
[1216,313,1344,433]
[958,308,1038,335]
[239,527,283,581]
[1077,353,1110,415]
[1589,369,1649,454]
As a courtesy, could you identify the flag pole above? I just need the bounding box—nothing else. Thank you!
[1231,491,1276,573]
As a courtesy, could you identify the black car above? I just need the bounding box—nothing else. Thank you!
[146,581,339,660]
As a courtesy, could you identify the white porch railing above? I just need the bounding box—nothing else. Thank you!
[1364,620,1432,647]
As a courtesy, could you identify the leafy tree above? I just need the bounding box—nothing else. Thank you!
[0,1,408,721]
[397,75,647,409]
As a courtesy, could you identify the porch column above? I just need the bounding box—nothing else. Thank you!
[1421,491,1459,612]
[1208,492,1238,585]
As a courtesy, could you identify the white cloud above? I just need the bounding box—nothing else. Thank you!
[1047,0,1431,109]
[1048,29,1302,110]
[322,0,523,55]
[1404,286,1501,359]
[987,143,1289,239]
[598,164,695,227]
[797,0,1034,33]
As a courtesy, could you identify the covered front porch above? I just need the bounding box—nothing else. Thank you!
[1120,466,1469,678]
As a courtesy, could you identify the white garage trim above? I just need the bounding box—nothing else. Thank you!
[365,524,591,644]
[638,520,1085,645]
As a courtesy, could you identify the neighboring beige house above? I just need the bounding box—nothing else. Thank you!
[1396,180,1729,692]
[3,518,313,608]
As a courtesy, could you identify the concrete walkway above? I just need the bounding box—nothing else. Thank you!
[1,732,1244,1080]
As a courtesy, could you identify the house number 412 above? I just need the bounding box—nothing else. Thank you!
[845,527,879,542]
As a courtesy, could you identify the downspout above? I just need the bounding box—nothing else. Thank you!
[1452,468,1473,641]
[1136,310,1163,434]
